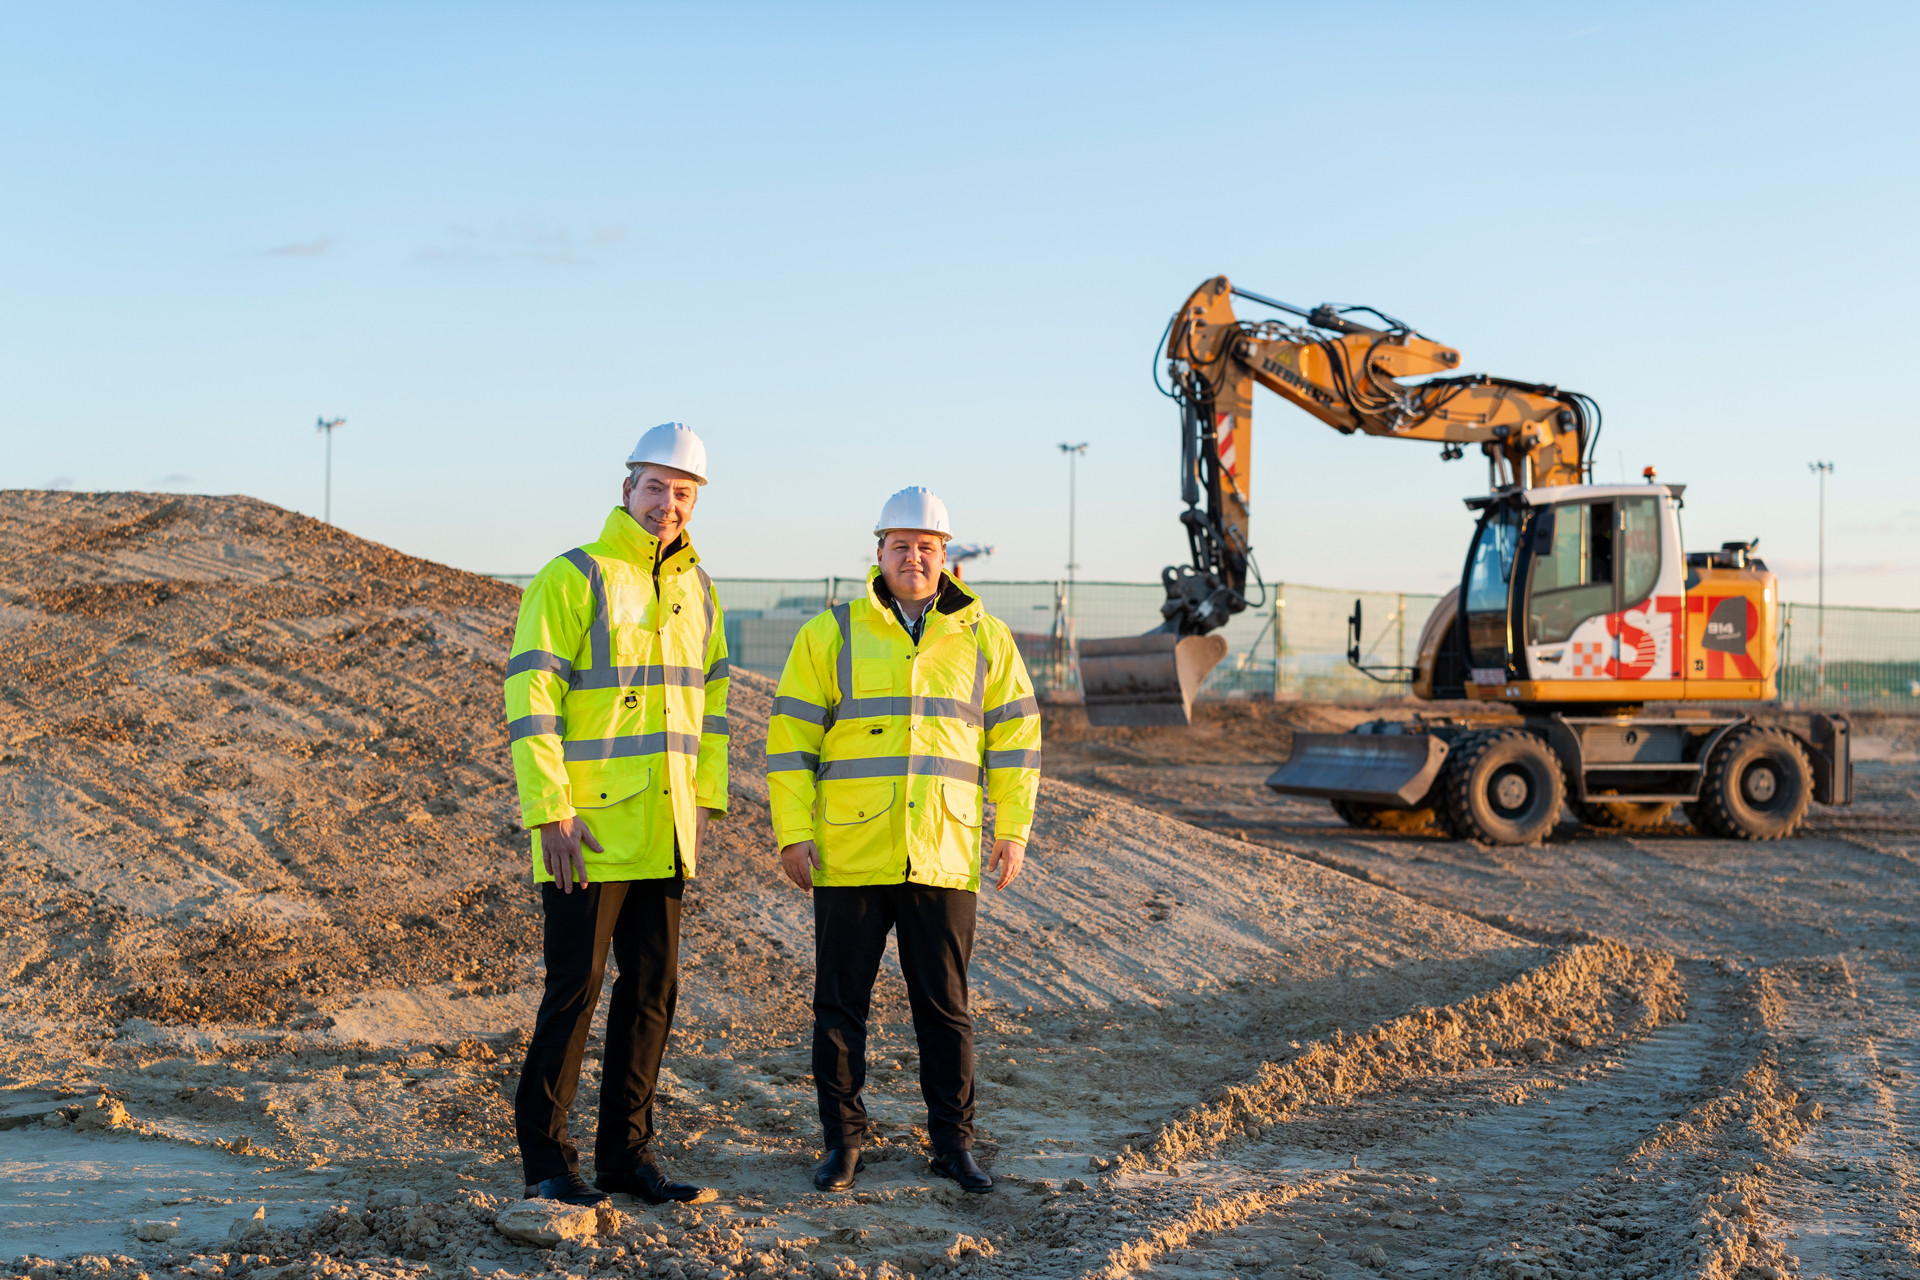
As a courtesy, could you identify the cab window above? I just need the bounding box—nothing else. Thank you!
[1464,506,1520,669]
[1525,496,1663,645]
[1528,501,1613,644]
[1619,495,1661,607]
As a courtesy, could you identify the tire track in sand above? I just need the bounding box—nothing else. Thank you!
[1764,953,1920,1278]
[1038,964,1824,1279]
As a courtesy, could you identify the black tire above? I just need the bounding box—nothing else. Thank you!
[1330,797,1444,834]
[1681,798,1720,836]
[1442,728,1565,845]
[1577,799,1679,830]
[1695,726,1812,840]
[1430,729,1490,839]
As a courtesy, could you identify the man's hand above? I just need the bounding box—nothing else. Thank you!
[696,807,716,859]
[779,840,819,891]
[988,838,1026,891]
[538,816,602,893]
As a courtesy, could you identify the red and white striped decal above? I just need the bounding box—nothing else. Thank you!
[1216,412,1238,479]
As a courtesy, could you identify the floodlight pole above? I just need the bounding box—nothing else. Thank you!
[317,417,346,523]
[1058,442,1088,633]
[1809,460,1833,694]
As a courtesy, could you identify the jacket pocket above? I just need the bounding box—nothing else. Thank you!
[570,765,652,810]
[922,779,984,887]
[940,780,982,828]
[822,780,896,825]
[817,779,899,881]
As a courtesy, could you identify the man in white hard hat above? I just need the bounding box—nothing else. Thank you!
[503,422,730,1206]
[766,486,1042,1194]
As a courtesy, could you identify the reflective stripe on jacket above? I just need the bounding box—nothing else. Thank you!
[766,569,1040,891]
[504,507,729,883]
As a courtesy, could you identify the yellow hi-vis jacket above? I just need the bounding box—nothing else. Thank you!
[766,569,1040,892]
[504,507,729,884]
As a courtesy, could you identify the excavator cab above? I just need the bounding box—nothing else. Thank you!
[1453,481,1775,703]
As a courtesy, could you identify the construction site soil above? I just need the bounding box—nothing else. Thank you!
[2,490,1915,1280]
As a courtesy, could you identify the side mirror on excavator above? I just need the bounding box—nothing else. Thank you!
[1346,597,1418,684]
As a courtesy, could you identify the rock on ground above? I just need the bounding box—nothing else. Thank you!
[492,1199,602,1246]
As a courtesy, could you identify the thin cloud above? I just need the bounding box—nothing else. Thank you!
[266,236,336,258]
[39,477,74,490]
[417,247,497,265]
[417,220,627,267]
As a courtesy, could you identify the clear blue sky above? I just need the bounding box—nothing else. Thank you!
[3,2,1914,606]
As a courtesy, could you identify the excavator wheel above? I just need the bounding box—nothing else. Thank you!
[1690,726,1812,840]
[1330,797,1446,835]
[1577,799,1679,830]
[1441,728,1565,845]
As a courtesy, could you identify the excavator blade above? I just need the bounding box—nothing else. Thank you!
[1265,731,1448,807]
[1078,632,1229,727]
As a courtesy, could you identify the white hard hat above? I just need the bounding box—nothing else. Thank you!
[625,422,709,485]
[874,486,952,540]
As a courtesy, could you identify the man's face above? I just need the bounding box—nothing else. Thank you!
[622,465,700,542]
[877,530,947,601]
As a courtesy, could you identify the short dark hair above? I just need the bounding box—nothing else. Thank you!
[628,462,701,488]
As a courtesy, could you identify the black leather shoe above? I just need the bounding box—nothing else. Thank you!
[525,1172,610,1205]
[596,1157,706,1204]
[930,1150,993,1193]
[813,1147,863,1191]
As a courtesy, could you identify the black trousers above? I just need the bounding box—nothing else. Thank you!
[514,876,682,1184]
[812,883,976,1154]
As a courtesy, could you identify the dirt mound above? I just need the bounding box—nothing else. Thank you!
[0,490,529,1033]
[1038,699,1353,771]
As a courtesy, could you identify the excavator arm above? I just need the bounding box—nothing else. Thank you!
[1161,274,1599,635]
[1077,274,1600,727]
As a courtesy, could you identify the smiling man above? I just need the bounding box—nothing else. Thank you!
[503,422,729,1206]
[766,486,1041,1194]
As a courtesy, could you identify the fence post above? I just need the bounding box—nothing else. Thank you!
[824,576,835,608]
[1060,580,1077,692]
[1780,608,1793,708]
[1273,583,1286,700]
[1396,592,1406,674]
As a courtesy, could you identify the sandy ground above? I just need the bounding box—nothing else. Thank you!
[2,490,1913,1280]
[1049,705,1920,1279]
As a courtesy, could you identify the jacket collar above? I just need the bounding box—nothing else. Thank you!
[597,506,702,575]
[865,567,980,627]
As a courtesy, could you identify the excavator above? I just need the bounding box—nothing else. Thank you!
[1078,275,1852,842]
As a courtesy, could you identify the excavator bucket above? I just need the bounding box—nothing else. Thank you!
[1078,632,1230,727]
[1265,731,1448,807]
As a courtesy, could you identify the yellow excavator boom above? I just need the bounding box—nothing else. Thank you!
[1079,274,1599,726]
